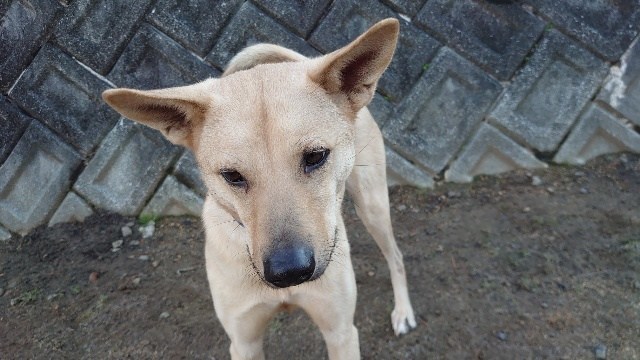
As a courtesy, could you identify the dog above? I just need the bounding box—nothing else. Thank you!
[102,18,415,359]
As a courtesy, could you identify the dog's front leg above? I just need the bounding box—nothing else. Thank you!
[300,285,360,359]
[204,225,276,360]
[213,298,276,360]
[296,238,360,360]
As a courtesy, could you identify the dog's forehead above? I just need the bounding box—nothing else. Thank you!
[202,64,349,155]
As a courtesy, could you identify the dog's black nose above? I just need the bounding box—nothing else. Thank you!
[263,245,315,288]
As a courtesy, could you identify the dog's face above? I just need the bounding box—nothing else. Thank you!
[196,65,356,287]
[103,19,399,288]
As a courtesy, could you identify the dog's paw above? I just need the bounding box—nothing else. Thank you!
[391,305,417,336]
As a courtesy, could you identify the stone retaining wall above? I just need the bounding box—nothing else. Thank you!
[1,0,639,237]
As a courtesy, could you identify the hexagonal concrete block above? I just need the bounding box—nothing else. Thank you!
[597,37,640,127]
[0,0,61,91]
[416,0,545,80]
[206,2,319,70]
[148,0,243,56]
[253,0,332,37]
[523,0,640,61]
[0,96,30,164]
[0,121,81,234]
[383,47,502,173]
[554,104,640,165]
[9,44,118,156]
[367,93,395,128]
[48,192,94,226]
[489,30,608,152]
[74,119,180,215]
[141,175,203,218]
[381,0,428,17]
[445,124,547,183]
[385,147,434,188]
[173,151,208,197]
[109,23,219,89]
[54,0,153,74]
[310,0,440,100]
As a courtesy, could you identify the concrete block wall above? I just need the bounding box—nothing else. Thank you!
[1,0,640,235]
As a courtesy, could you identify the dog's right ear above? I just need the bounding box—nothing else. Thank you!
[102,80,213,150]
[309,18,399,116]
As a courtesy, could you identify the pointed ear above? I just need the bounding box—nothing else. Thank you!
[102,80,213,149]
[309,18,399,115]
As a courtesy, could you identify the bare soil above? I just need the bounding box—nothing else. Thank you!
[1,153,639,359]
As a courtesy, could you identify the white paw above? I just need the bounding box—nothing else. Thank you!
[391,305,417,336]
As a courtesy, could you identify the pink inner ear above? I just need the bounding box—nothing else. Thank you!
[339,50,378,94]
[135,103,189,133]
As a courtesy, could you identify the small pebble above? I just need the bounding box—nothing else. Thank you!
[152,260,161,268]
[8,278,18,289]
[574,171,585,177]
[140,222,155,239]
[111,240,123,252]
[121,226,132,237]
[129,240,140,246]
[367,271,374,277]
[10,298,19,306]
[126,221,134,227]
[159,311,170,319]
[446,336,456,348]
[396,204,407,211]
[579,187,589,194]
[89,272,99,284]
[531,176,542,186]
[523,207,531,213]
[546,187,555,194]
[139,255,150,261]
[541,302,548,309]
[496,331,507,341]
[447,191,461,198]
[595,344,607,359]
[132,277,141,286]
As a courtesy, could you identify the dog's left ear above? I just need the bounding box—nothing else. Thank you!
[309,18,399,116]
[102,80,213,150]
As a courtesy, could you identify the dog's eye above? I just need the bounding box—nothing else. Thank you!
[303,148,330,173]
[221,170,247,187]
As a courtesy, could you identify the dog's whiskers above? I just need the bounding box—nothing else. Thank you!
[353,163,384,167]
[348,128,376,161]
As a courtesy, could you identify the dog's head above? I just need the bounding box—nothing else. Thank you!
[103,19,399,288]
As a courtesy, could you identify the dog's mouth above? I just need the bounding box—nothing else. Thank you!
[247,228,338,289]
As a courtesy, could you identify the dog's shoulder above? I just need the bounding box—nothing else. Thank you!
[223,44,308,77]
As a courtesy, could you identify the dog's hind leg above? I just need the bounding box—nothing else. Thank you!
[346,110,417,336]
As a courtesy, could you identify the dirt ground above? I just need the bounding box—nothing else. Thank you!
[1,153,639,359]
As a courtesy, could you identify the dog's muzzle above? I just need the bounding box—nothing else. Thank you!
[263,244,315,288]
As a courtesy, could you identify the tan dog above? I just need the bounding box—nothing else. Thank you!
[102,18,415,359]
